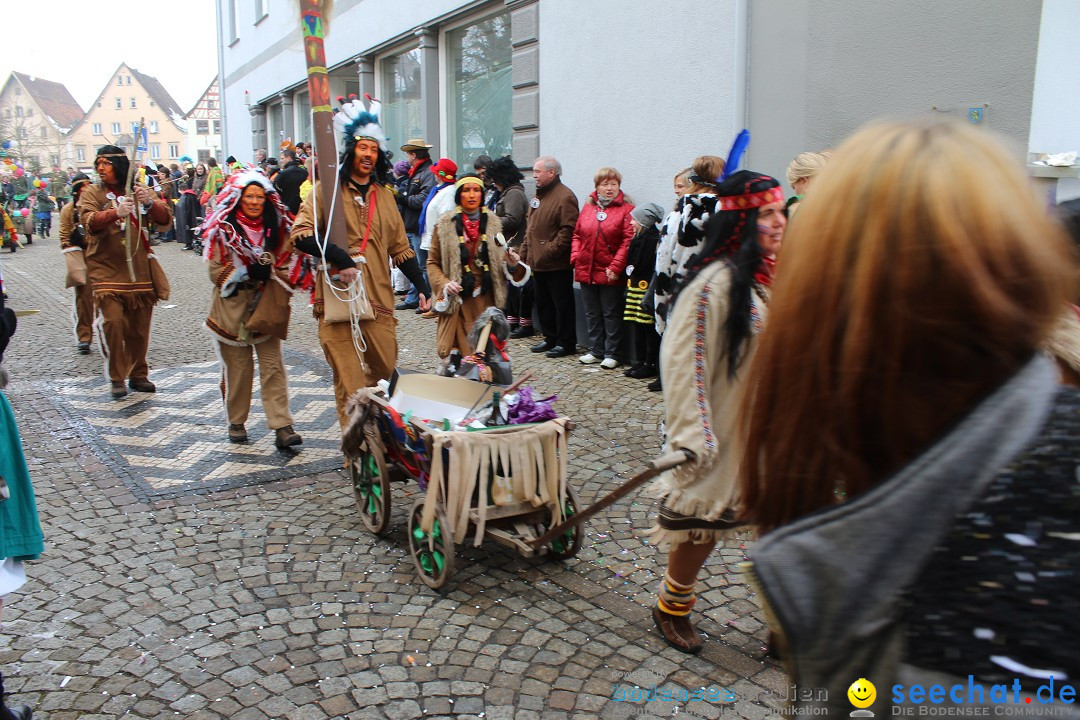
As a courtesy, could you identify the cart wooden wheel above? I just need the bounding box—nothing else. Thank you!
[545,485,582,560]
[407,496,455,590]
[350,441,392,537]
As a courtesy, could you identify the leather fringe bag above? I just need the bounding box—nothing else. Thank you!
[319,270,374,323]
[63,248,87,288]
[247,275,293,340]
[149,254,171,301]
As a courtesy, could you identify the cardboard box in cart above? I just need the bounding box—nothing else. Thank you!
[384,372,499,427]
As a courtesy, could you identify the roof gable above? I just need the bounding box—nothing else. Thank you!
[8,72,85,131]
[185,77,220,119]
[128,66,187,129]
[71,63,187,134]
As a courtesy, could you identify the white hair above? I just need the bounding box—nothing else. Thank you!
[535,156,562,175]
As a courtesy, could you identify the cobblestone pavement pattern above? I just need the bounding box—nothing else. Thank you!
[0,238,785,719]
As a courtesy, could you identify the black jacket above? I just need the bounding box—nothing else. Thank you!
[274,160,309,215]
[625,225,661,283]
[395,159,435,234]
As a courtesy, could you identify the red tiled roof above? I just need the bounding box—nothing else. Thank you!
[11,72,85,131]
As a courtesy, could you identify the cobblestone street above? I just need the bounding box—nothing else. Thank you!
[0,236,785,719]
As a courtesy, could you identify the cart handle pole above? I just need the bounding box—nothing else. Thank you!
[528,449,695,549]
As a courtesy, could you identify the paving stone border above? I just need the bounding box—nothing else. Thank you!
[33,347,343,503]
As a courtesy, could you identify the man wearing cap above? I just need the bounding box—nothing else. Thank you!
[395,139,436,310]
[59,173,95,354]
[418,158,458,318]
[78,145,172,398]
[291,97,430,427]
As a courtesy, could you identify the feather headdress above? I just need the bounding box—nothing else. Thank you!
[201,167,291,260]
[332,93,387,153]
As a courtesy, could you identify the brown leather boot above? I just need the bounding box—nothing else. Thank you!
[128,377,156,393]
[274,425,302,449]
[110,381,127,399]
[228,424,248,443]
[652,605,703,654]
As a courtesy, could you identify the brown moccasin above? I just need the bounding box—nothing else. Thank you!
[652,605,703,654]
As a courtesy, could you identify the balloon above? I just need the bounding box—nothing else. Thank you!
[41,178,48,185]
[19,208,29,217]
[0,141,9,149]
[33,180,41,188]
[15,168,24,177]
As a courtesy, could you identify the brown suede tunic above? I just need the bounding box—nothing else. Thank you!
[206,224,297,345]
[427,210,528,357]
[291,180,414,317]
[77,183,171,306]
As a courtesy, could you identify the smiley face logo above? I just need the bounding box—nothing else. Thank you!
[848,678,876,709]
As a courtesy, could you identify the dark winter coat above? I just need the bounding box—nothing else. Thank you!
[396,158,436,234]
[519,177,579,272]
[274,160,308,215]
[494,183,528,247]
[625,224,661,283]
[571,190,634,285]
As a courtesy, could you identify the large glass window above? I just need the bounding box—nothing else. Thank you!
[295,91,311,144]
[380,48,423,152]
[446,12,512,165]
[268,103,284,146]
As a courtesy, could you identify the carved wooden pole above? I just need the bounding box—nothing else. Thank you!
[298,0,350,250]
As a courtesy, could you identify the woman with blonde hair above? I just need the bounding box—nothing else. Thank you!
[673,167,692,199]
[783,150,829,214]
[742,120,1078,714]
[653,155,726,333]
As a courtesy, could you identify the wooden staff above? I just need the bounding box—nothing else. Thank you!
[297,0,350,251]
[528,449,695,550]
[120,117,144,282]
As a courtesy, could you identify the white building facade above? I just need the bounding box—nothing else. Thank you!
[217,0,1078,207]
[185,78,223,165]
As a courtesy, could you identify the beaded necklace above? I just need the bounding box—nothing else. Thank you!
[458,211,489,277]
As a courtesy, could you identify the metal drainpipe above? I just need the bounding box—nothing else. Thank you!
[215,0,228,160]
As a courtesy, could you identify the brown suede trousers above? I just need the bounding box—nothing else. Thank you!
[319,311,398,427]
[217,338,294,430]
[74,284,94,343]
[96,297,152,382]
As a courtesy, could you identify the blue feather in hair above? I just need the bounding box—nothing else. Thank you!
[345,112,379,138]
[719,129,750,181]
[347,111,382,137]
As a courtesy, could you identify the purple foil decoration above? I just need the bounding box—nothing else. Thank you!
[507,387,558,424]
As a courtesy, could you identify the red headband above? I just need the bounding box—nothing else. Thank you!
[717,185,784,211]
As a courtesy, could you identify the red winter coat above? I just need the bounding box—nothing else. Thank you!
[570,190,634,286]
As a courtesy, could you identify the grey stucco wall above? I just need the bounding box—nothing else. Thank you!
[537,0,741,210]
[748,0,1043,190]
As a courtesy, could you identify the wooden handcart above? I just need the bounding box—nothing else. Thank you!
[342,375,581,590]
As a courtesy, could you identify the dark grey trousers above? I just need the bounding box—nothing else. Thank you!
[580,283,624,359]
